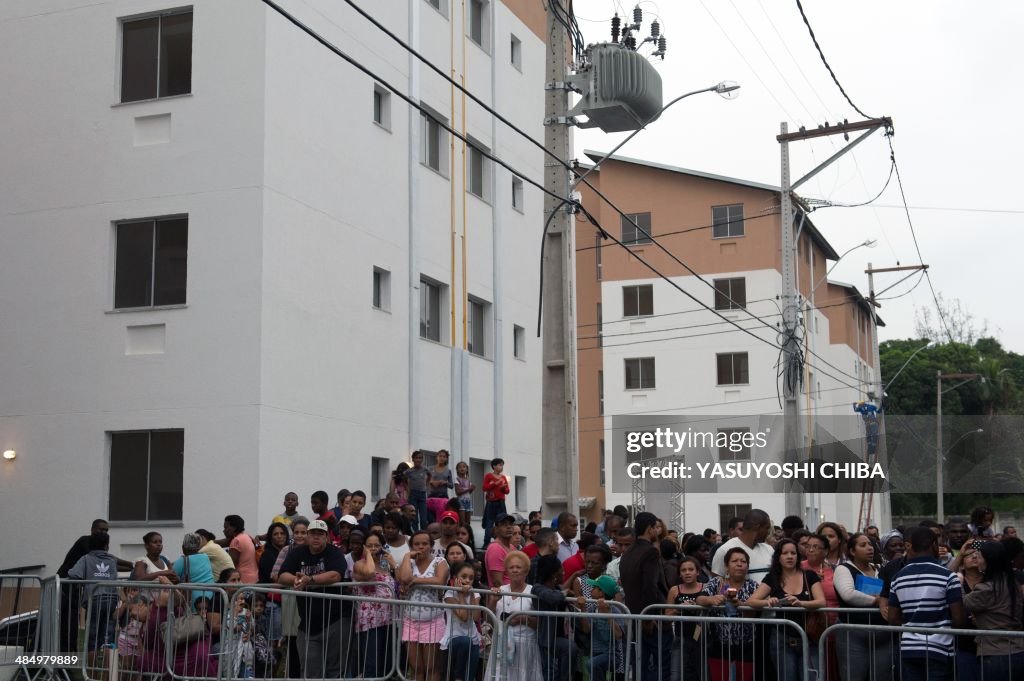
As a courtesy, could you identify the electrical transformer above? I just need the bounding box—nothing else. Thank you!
[568,43,663,133]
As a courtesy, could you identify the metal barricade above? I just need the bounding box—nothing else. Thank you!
[820,622,1024,681]
[229,582,400,681]
[0,574,44,681]
[637,603,815,681]
[73,579,229,681]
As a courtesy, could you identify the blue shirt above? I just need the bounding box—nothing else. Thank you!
[173,553,215,606]
[888,556,962,658]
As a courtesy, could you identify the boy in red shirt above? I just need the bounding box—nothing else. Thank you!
[482,458,510,548]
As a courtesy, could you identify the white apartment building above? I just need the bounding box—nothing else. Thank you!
[0,0,547,572]
[576,153,888,533]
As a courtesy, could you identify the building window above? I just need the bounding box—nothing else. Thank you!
[719,504,752,535]
[718,428,752,461]
[468,0,489,51]
[372,84,391,129]
[510,34,522,70]
[420,107,449,175]
[623,285,654,317]
[595,233,603,280]
[512,176,524,212]
[515,475,527,511]
[808,371,815,400]
[626,431,657,463]
[109,430,183,522]
[114,216,188,309]
[120,10,192,103]
[716,352,750,385]
[598,370,604,415]
[468,297,489,357]
[467,138,491,201]
[625,357,656,390]
[712,204,744,238]
[713,278,746,310]
[596,303,602,348]
[371,457,391,501]
[513,324,525,360]
[425,0,448,15]
[621,212,652,245]
[372,267,391,311]
[599,440,605,486]
[420,277,445,342]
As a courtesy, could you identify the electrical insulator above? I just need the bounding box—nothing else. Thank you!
[658,35,666,56]
[611,13,620,43]
[625,34,637,50]
[650,20,660,38]
[633,5,642,26]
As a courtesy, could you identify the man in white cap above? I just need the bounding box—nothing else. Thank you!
[278,519,347,678]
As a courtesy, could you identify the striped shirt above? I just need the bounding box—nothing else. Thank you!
[888,556,962,657]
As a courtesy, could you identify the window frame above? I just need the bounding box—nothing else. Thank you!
[511,176,524,212]
[108,429,184,523]
[424,0,448,17]
[372,84,391,130]
[622,284,654,318]
[467,296,490,357]
[716,352,750,386]
[113,215,189,310]
[419,277,445,343]
[467,137,491,202]
[420,106,449,176]
[620,212,653,246]
[513,324,526,360]
[713,278,746,311]
[624,357,656,391]
[468,0,490,52]
[118,8,193,104]
[711,204,745,239]
[510,34,522,71]
[625,431,658,463]
[372,267,391,312]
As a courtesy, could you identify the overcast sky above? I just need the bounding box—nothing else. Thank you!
[572,0,1023,353]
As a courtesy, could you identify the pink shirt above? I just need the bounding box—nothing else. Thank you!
[484,541,511,587]
[231,533,259,583]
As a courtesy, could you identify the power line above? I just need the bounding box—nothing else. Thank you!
[887,136,956,344]
[575,208,781,252]
[260,0,565,205]
[805,159,894,211]
[793,0,874,119]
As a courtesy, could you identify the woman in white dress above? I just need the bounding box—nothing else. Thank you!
[491,551,541,681]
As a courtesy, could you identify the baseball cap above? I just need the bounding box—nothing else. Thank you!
[440,511,460,524]
[308,519,329,533]
[339,515,358,526]
[495,512,516,525]
[585,575,620,597]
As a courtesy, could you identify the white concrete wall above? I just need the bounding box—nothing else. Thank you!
[0,0,544,572]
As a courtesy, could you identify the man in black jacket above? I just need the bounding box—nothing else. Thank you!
[619,512,670,681]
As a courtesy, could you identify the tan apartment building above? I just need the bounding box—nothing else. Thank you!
[575,152,886,532]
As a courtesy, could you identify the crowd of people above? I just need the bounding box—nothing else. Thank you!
[53,456,1024,681]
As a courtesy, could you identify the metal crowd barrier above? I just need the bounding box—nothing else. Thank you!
[19,574,1024,681]
[820,621,1024,681]
[0,574,44,681]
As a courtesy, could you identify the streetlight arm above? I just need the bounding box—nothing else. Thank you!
[572,82,738,190]
[883,341,936,391]
[944,429,984,457]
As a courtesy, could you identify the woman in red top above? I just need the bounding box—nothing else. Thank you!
[482,458,510,547]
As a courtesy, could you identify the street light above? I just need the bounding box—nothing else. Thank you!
[883,341,937,392]
[573,81,741,190]
[810,239,878,297]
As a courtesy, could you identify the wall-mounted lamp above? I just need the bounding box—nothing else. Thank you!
[2,449,15,461]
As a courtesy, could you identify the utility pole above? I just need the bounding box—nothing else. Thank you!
[862,262,927,530]
[778,117,893,521]
[541,0,578,523]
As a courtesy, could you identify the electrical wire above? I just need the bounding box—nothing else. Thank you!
[793,0,875,119]
[887,136,956,344]
[575,208,781,252]
[804,159,894,211]
[260,0,564,206]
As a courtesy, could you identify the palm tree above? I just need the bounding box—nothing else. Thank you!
[976,358,1013,418]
